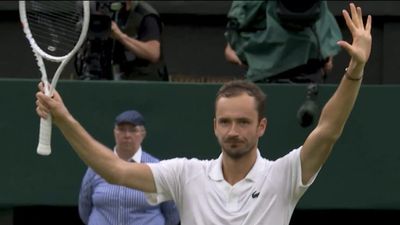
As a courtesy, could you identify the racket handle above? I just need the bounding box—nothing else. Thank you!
[37,115,52,156]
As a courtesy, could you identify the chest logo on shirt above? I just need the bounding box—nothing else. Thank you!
[251,191,260,198]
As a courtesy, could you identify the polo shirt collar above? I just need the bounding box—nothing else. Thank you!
[209,149,263,182]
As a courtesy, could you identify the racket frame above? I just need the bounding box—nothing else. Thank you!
[19,1,90,155]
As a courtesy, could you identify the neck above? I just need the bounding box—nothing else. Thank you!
[116,146,138,161]
[221,149,257,185]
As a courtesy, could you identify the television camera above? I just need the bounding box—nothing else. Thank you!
[75,1,126,80]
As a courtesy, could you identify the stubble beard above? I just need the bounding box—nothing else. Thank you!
[221,140,256,160]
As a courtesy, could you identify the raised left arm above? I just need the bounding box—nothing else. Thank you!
[301,3,372,184]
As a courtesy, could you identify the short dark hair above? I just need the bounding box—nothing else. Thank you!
[215,80,267,121]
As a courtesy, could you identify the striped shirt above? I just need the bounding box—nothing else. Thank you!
[78,149,180,225]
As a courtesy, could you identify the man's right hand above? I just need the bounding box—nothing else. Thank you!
[35,82,71,126]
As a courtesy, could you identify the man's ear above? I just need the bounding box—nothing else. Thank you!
[258,117,267,137]
[213,117,217,136]
[141,127,147,139]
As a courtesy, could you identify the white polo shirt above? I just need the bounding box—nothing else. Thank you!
[146,147,317,225]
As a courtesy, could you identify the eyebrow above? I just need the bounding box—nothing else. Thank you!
[217,117,251,122]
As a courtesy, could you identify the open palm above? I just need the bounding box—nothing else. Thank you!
[337,3,372,67]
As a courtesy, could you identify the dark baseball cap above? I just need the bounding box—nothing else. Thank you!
[115,110,145,126]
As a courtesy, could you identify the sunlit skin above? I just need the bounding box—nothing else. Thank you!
[214,93,267,184]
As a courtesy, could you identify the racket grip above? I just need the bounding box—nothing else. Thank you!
[37,115,52,156]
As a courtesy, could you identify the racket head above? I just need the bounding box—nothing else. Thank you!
[19,1,90,62]
[18,1,90,156]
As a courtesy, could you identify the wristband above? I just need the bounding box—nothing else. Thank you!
[344,67,363,81]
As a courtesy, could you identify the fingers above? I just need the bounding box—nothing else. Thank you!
[365,15,372,33]
[357,6,363,29]
[346,3,372,30]
[349,3,364,29]
[37,81,55,97]
[36,82,56,117]
[36,92,50,119]
[36,101,49,119]
[349,3,360,28]
[36,92,51,108]
[337,40,353,55]
[36,81,69,124]
[339,3,372,68]
[343,3,371,33]
[38,82,44,92]
[342,9,355,33]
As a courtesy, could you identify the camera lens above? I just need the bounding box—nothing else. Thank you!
[297,84,319,128]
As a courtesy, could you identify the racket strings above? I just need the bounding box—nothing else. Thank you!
[29,22,78,51]
[30,11,81,33]
[26,1,85,57]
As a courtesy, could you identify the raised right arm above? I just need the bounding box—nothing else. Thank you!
[35,85,156,192]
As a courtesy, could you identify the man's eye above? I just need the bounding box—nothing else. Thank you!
[219,120,229,125]
[239,120,249,125]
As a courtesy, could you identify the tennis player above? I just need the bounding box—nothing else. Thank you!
[35,3,371,225]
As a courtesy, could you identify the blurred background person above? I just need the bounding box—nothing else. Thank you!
[224,0,342,83]
[79,110,180,225]
[75,1,168,81]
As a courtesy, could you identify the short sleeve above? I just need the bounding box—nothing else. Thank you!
[145,158,186,205]
[272,147,320,203]
[137,15,161,41]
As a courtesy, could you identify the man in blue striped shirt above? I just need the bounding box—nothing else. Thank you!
[78,110,180,225]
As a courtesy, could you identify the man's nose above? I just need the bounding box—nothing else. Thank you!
[227,123,239,136]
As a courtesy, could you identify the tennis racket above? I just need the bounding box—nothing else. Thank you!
[19,1,90,156]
